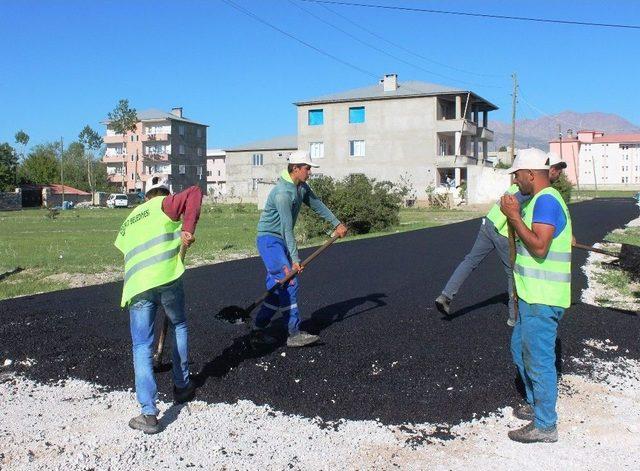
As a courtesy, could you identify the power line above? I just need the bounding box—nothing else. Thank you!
[299,0,640,30]
[220,0,378,79]
[519,92,583,130]
[287,0,503,88]
[288,0,507,88]
[315,1,506,79]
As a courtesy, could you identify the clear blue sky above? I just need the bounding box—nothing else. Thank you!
[1,0,638,150]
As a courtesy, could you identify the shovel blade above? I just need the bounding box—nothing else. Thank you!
[216,305,251,324]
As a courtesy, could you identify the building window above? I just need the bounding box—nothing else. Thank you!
[179,124,185,136]
[179,165,186,174]
[349,140,365,157]
[197,148,203,157]
[131,173,134,180]
[308,109,324,126]
[179,144,185,155]
[218,170,221,176]
[196,128,202,138]
[252,153,264,166]
[251,178,262,191]
[310,142,324,159]
[349,106,365,124]
[197,166,203,178]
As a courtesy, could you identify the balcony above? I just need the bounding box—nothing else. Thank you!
[436,119,477,136]
[143,153,170,163]
[106,173,125,182]
[103,153,126,163]
[477,127,494,142]
[142,133,171,142]
[103,134,127,144]
[435,155,478,168]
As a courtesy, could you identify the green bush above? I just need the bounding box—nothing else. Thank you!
[297,174,402,241]
[552,172,573,203]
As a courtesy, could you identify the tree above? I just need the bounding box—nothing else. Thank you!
[78,125,104,193]
[0,143,18,191]
[14,130,29,159]
[19,143,60,185]
[107,99,137,192]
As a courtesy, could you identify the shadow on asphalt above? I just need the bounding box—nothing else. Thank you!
[192,293,388,390]
[442,293,509,321]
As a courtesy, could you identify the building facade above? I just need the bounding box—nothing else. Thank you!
[206,149,227,196]
[549,130,640,188]
[295,74,496,196]
[224,135,297,201]
[102,107,207,193]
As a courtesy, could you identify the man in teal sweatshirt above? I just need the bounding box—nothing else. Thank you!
[254,150,348,347]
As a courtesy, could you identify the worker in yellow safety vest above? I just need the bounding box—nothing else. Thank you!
[500,148,572,444]
[434,151,567,325]
[114,174,202,434]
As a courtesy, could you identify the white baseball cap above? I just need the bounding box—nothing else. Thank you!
[145,173,171,195]
[288,150,319,168]
[547,151,567,169]
[507,148,549,174]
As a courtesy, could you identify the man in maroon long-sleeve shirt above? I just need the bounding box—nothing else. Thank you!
[115,174,202,434]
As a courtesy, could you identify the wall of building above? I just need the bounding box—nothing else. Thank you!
[579,142,640,187]
[0,190,21,211]
[549,139,580,184]
[226,148,294,201]
[169,121,207,192]
[206,155,227,196]
[466,166,511,205]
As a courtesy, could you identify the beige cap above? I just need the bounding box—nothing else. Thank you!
[288,150,319,168]
[507,148,549,174]
[145,173,170,195]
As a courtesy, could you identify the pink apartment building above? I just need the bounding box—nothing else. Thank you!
[102,107,208,193]
[549,130,640,188]
[206,149,226,196]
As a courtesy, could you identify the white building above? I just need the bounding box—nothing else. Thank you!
[206,149,226,196]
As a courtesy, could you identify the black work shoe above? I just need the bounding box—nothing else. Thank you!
[250,329,278,347]
[508,421,558,443]
[435,294,452,316]
[128,414,160,434]
[513,403,534,421]
[173,380,196,404]
[286,332,319,348]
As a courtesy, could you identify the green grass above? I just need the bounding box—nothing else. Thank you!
[0,204,483,300]
[605,226,640,247]
[573,189,638,199]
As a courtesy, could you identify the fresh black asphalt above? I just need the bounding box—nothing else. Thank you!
[1,198,638,426]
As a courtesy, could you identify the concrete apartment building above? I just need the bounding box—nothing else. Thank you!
[295,74,497,196]
[550,130,640,188]
[225,135,297,200]
[224,75,496,201]
[206,148,227,196]
[102,107,207,193]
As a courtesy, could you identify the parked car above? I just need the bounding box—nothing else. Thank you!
[106,193,129,208]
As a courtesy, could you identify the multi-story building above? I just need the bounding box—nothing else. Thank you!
[102,107,208,193]
[206,149,227,196]
[225,135,297,200]
[223,75,496,200]
[295,74,496,194]
[549,130,640,188]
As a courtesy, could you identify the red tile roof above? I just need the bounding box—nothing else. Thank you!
[592,133,640,144]
[20,184,91,195]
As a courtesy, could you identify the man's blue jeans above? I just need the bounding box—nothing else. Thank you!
[442,218,515,321]
[254,235,300,335]
[511,299,564,429]
[129,278,189,416]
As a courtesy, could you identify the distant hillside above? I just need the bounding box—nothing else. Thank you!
[491,111,640,150]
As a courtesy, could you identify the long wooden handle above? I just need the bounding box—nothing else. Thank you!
[245,235,340,314]
[573,241,617,257]
[507,222,519,320]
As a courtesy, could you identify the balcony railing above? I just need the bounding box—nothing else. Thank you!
[142,153,170,162]
[477,127,494,142]
[435,155,478,167]
[436,119,477,136]
[142,133,171,142]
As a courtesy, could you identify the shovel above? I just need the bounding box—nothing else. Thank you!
[573,240,640,279]
[216,234,340,324]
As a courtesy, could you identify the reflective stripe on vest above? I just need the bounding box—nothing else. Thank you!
[513,187,572,308]
[485,183,519,237]
[114,196,184,307]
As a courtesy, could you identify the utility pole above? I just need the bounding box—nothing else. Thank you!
[510,73,518,164]
[60,137,65,208]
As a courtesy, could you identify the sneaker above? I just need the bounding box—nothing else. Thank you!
[434,294,451,316]
[508,421,558,443]
[286,332,319,348]
[513,403,534,421]
[128,414,160,434]
[250,329,278,347]
[173,380,196,404]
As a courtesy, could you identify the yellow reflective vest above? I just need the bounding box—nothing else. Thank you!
[514,187,572,309]
[486,184,519,237]
[114,196,184,307]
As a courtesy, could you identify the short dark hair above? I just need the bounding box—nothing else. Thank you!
[288,163,309,173]
[146,188,170,199]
